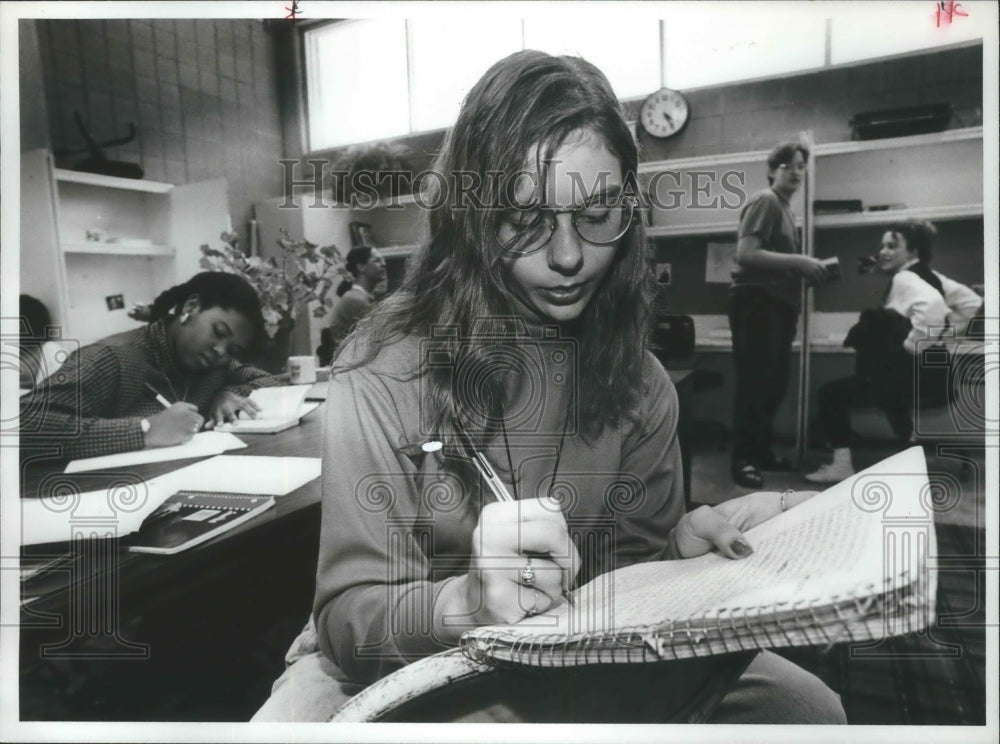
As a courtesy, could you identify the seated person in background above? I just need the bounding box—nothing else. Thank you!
[17,294,66,392]
[252,50,845,725]
[805,219,977,483]
[318,246,386,365]
[20,272,280,461]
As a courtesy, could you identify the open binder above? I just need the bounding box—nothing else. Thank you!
[332,447,936,721]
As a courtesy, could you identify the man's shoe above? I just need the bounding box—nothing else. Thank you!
[731,460,765,489]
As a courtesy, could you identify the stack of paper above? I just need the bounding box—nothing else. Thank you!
[65,431,247,473]
[21,454,322,547]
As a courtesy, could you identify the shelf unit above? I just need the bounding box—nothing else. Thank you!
[53,167,175,193]
[639,126,984,454]
[61,241,177,256]
[640,126,984,341]
[256,127,983,364]
[254,189,427,357]
[21,149,231,345]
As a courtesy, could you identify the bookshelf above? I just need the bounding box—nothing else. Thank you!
[639,126,984,344]
[20,149,231,346]
[253,190,426,357]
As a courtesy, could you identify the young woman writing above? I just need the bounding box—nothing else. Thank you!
[20,271,280,460]
[253,50,845,724]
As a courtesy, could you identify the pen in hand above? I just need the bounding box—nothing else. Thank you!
[145,383,172,410]
[451,423,576,607]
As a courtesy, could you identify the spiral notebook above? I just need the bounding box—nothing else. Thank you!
[460,446,935,667]
[333,447,935,721]
[127,490,275,554]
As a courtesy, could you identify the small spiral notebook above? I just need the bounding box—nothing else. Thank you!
[332,446,935,721]
[127,490,275,554]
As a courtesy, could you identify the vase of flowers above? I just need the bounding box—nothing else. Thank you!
[200,230,348,372]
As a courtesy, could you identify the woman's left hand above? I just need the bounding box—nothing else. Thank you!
[672,490,819,560]
[206,391,261,428]
[712,490,819,532]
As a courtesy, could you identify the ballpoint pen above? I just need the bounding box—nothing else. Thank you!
[451,422,576,607]
[144,383,172,409]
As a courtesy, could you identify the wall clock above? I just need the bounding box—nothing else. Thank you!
[640,88,690,138]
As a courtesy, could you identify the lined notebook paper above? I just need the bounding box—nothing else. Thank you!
[333,447,935,721]
[460,446,934,666]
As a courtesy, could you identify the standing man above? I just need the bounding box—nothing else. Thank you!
[728,142,829,488]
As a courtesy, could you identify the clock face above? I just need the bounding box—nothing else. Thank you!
[640,88,690,138]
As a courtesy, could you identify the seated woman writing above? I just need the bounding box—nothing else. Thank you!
[252,50,845,724]
[20,271,280,461]
[805,219,981,483]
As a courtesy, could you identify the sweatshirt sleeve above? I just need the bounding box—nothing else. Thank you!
[219,359,282,397]
[19,344,146,460]
[312,364,456,684]
[614,353,687,565]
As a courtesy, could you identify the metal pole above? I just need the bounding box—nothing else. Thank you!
[796,130,816,466]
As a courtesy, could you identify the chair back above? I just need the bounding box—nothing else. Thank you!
[651,315,695,364]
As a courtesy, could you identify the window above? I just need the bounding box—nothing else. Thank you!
[828,2,985,65]
[523,18,660,100]
[304,5,988,150]
[663,5,827,89]
[408,17,522,132]
[305,20,409,150]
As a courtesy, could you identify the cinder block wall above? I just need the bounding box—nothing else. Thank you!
[35,18,286,248]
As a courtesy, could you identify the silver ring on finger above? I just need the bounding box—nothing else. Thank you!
[520,556,535,586]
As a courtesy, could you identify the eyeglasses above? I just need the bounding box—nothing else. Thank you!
[496,195,637,256]
[777,163,808,173]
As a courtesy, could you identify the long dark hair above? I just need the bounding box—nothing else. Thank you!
[345,50,655,439]
[336,245,375,297]
[148,271,267,348]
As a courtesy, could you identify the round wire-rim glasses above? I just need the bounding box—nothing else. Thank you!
[496,195,638,257]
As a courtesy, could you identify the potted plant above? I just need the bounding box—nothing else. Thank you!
[200,230,348,372]
[330,141,416,203]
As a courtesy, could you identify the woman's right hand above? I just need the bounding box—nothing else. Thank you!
[142,402,204,448]
[464,496,580,625]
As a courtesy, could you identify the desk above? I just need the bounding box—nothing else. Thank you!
[19,408,327,720]
[20,408,326,616]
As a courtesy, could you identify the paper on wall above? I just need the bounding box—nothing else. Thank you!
[705,241,738,283]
